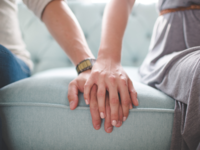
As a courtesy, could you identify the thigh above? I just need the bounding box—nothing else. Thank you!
[0,45,31,88]
[155,50,200,104]
[155,50,200,150]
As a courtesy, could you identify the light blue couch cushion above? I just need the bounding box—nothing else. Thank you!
[0,68,174,150]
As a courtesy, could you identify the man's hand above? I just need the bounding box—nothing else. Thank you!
[68,70,91,110]
[68,71,124,132]
[90,85,124,133]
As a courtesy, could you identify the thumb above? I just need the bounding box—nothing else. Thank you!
[68,80,79,110]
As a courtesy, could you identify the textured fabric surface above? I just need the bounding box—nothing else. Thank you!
[0,67,175,150]
[0,44,30,150]
[139,1,200,149]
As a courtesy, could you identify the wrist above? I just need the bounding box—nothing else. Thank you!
[97,48,121,63]
[76,58,96,75]
[73,48,95,66]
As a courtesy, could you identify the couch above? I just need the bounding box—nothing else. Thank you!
[0,1,175,150]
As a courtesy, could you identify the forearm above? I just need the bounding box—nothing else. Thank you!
[42,0,94,65]
[98,0,135,62]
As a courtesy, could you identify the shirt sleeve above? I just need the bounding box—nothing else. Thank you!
[22,0,53,20]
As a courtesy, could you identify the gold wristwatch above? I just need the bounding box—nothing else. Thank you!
[76,58,96,74]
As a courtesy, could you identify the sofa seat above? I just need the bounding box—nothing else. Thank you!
[0,67,175,150]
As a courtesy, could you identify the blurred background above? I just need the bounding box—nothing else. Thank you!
[17,0,159,74]
[16,0,158,4]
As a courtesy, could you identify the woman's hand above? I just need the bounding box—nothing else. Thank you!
[84,57,138,126]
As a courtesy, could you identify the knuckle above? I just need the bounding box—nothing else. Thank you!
[110,97,119,105]
[100,72,106,78]
[92,70,100,76]
[135,91,138,97]
[69,81,75,87]
[90,106,99,112]
[122,99,130,106]
[108,75,116,85]
[97,90,105,98]
[132,90,137,95]
[120,77,127,86]
[84,83,90,89]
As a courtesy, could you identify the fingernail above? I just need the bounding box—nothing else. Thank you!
[100,112,105,119]
[96,125,100,130]
[85,99,89,105]
[129,103,133,109]
[107,127,113,132]
[123,117,127,122]
[112,120,117,126]
[70,101,74,109]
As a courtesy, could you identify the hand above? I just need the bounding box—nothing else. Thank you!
[90,85,124,133]
[68,70,91,110]
[68,71,123,132]
[84,58,139,126]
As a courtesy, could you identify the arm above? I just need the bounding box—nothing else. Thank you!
[84,0,138,126]
[42,0,94,65]
[41,0,121,133]
[99,0,135,62]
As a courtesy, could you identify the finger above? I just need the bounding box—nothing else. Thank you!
[115,104,123,127]
[118,77,131,121]
[84,75,95,105]
[90,84,101,130]
[97,82,106,119]
[104,95,113,133]
[68,80,79,110]
[128,78,139,106]
[107,76,119,126]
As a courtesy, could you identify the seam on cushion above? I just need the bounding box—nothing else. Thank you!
[0,102,174,113]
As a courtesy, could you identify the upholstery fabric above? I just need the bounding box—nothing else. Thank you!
[0,67,174,150]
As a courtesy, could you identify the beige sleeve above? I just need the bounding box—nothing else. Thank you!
[22,0,53,20]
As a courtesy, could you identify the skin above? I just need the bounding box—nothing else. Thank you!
[42,0,116,132]
[42,0,94,65]
[42,0,138,132]
[84,0,138,127]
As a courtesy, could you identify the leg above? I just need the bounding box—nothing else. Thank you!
[0,45,31,150]
[0,45,31,88]
[154,50,200,150]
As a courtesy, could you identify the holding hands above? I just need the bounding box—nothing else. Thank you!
[84,56,138,126]
[67,0,137,133]
[42,0,137,133]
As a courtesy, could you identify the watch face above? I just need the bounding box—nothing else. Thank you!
[77,59,92,72]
